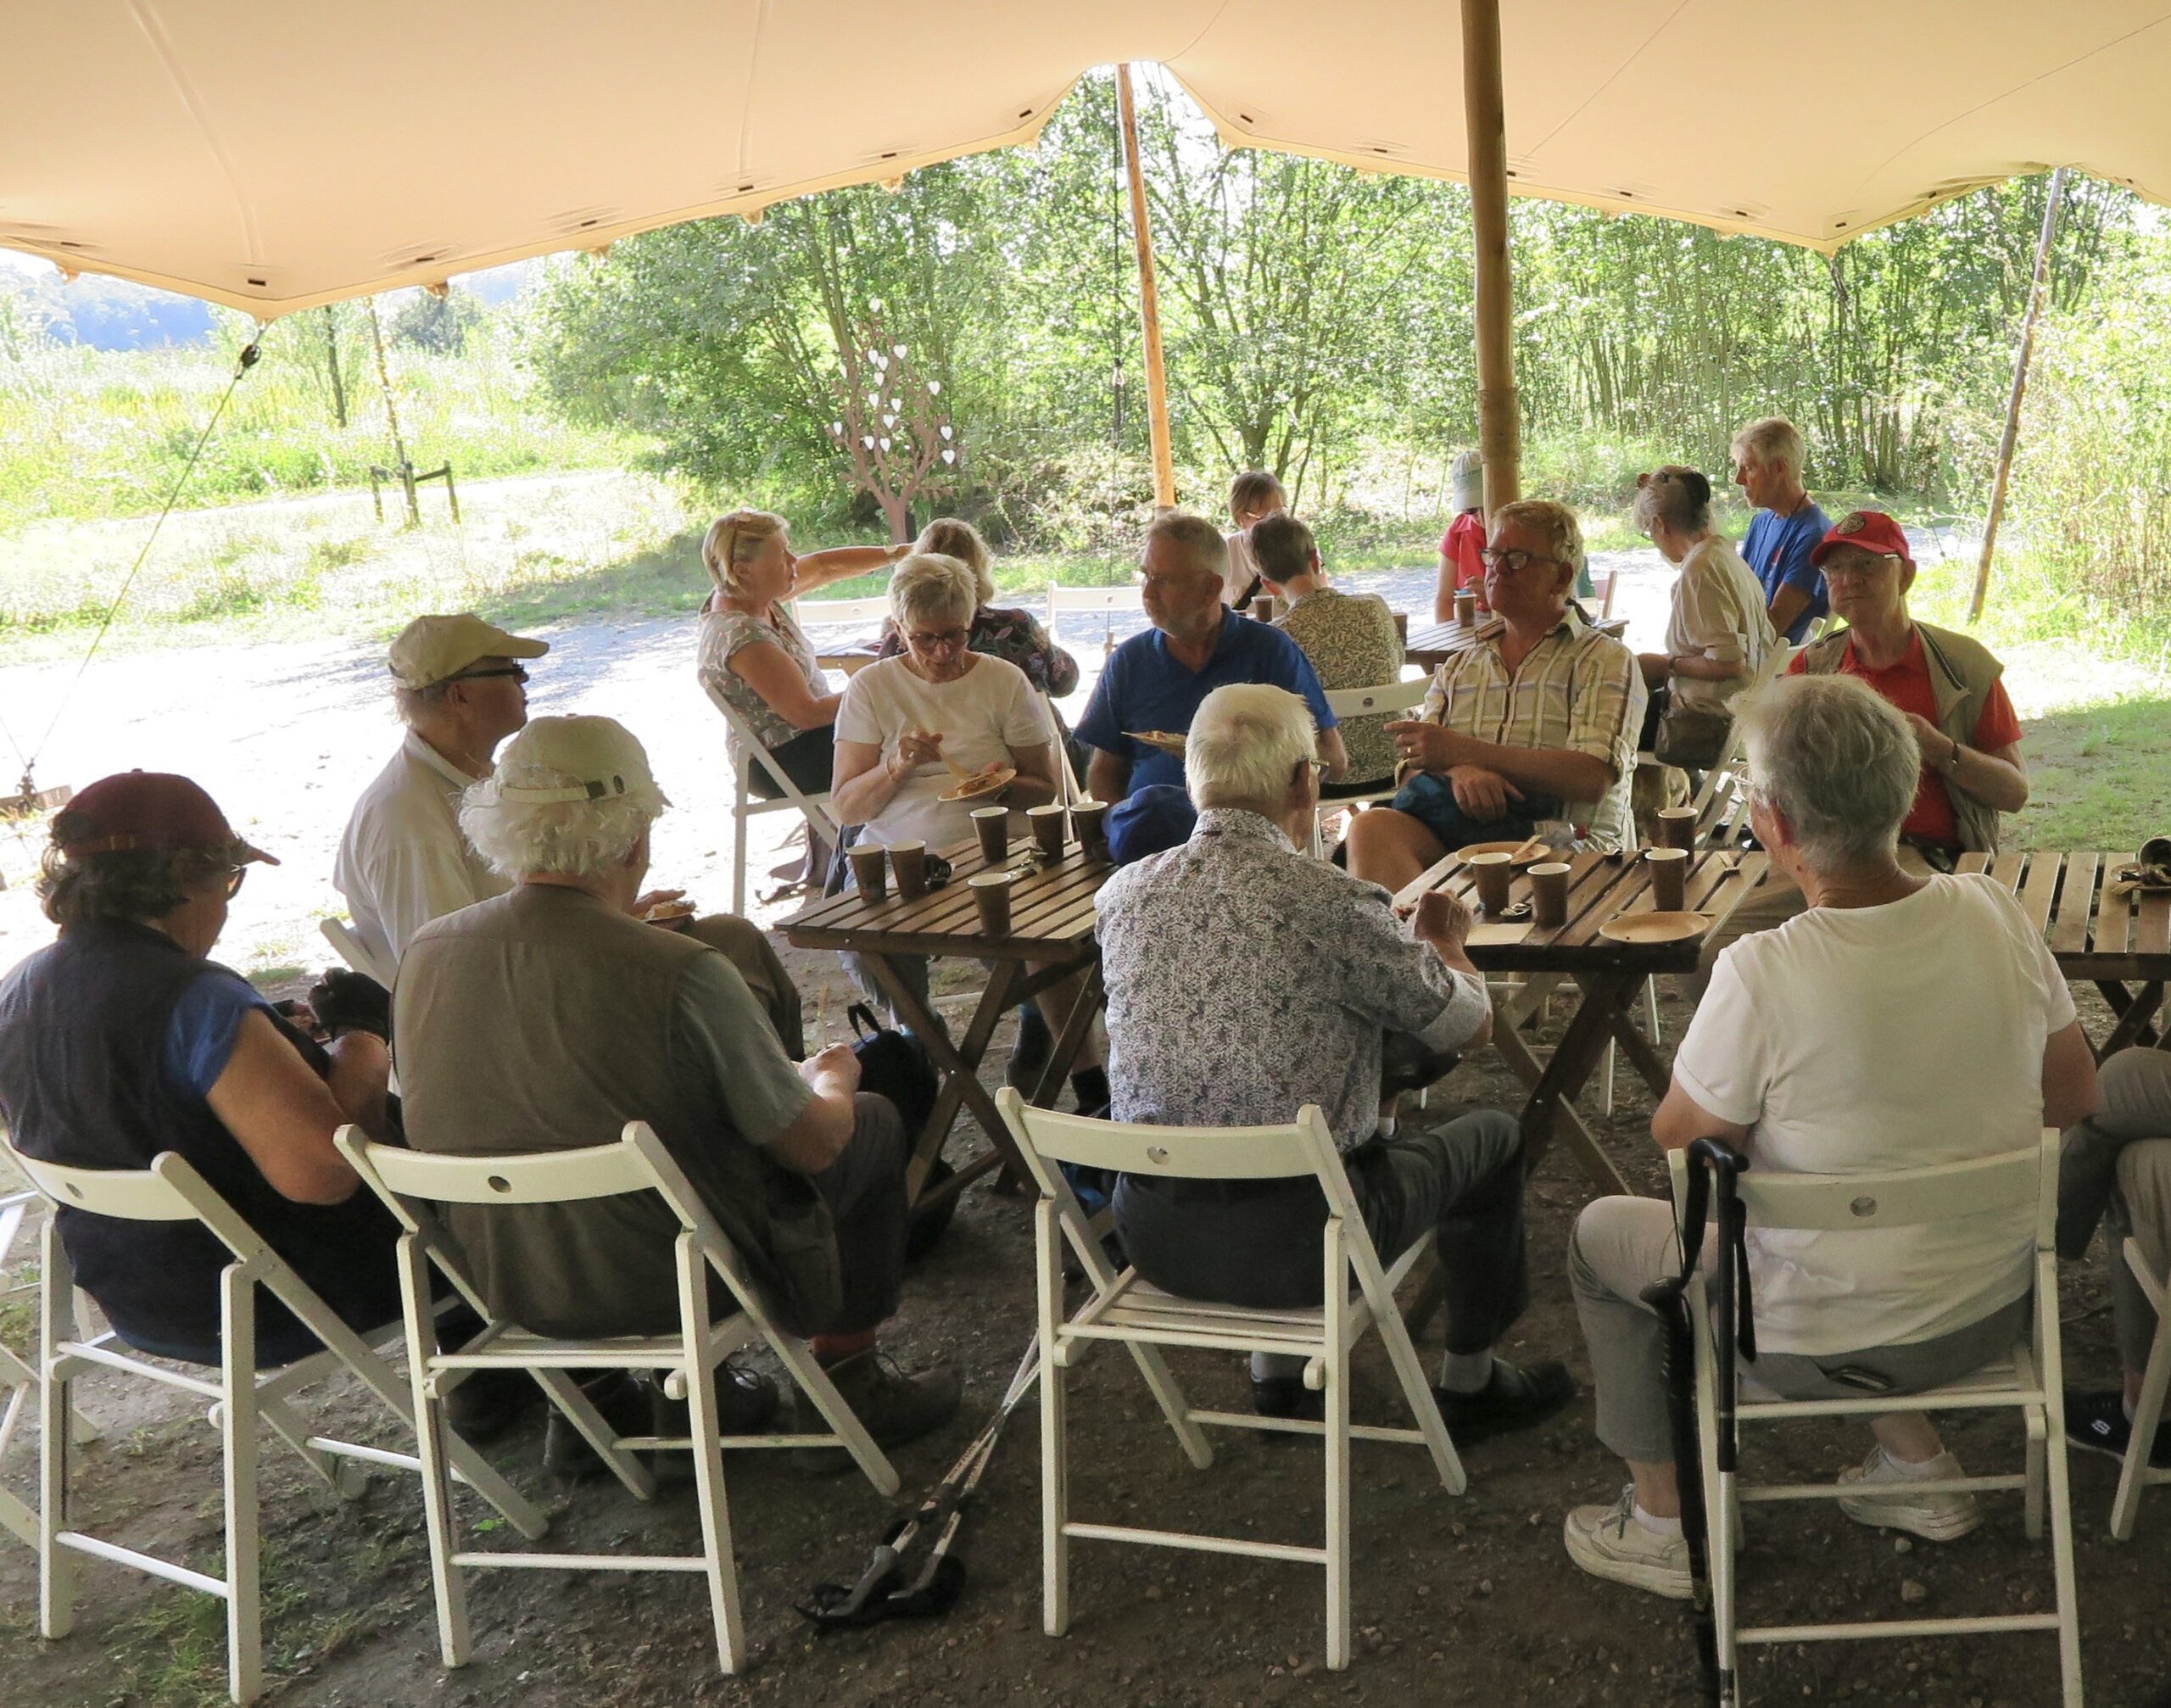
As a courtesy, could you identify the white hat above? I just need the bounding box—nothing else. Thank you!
[388,613,549,689]
[1450,449,1485,514]
[481,715,670,809]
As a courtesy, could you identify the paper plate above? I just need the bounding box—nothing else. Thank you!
[1454,840,1549,866]
[1126,729,1187,755]
[642,901,696,924]
[1599,911,1711,945]
[938,767,1016,802]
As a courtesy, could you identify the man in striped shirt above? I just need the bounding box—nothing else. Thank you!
[1347,499,1644,894]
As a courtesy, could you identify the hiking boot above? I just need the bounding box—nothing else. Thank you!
[544,1364,778,1480]
[795,1350,962,1472]
[1250,1371,1323,1445]
[1003,1005,1053,1092]
[2065,1388,2171,1468]
[444,1365,541,1444]
[1432,1358,1576,1444]
[1836,1444,1980,1542]
[544,1371,652,1482]
[1563,1486,1693,1599]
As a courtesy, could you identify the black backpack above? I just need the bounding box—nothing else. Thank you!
[845,1004,957,1261]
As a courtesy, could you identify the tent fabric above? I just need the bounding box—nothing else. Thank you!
[5,1,2169,316]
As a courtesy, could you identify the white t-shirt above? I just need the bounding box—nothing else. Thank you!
[834,653,1050,850]
[333,730,509,974]
[1665,536,1777,712]
[1673,874,2074,1355]
[1223,528,1260,607]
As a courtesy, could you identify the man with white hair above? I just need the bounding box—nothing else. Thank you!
[1076,513,1345,805]
[1732,416,1831,645]
[1094,684,1575,1437]
[1348,498,1644,892]
[395,715,959,1461]
[335,611,800,1052]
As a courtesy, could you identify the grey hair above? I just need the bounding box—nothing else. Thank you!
[392,678,454,727]
[888,551,979,632]
[1185,684,1317,811]
[915,519,994,605]
[1632,466,1712,537]
[1493,499,1583,583]
[1730,417,1804,477]
[1143,511,1229,583]
[460,765,665,879]
[1735,674,1918,871]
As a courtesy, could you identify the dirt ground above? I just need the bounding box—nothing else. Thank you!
[0,957,2162,1708]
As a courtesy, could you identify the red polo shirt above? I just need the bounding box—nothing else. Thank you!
[1787,630,2022,847]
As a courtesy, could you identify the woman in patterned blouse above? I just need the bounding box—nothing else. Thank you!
[1251,511,1405,790]
[873,518,1080,698]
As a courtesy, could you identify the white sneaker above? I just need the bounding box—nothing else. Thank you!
[1836,1445,1980,1542]
[1563,1486,1693,1599]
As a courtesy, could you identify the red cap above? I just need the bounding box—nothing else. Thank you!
[1810,510,1913,571]
[52,772,278,866]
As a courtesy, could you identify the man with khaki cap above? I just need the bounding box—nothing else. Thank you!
[334,614,801,1052]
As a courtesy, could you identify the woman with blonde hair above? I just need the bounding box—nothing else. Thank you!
[695,510,907,797]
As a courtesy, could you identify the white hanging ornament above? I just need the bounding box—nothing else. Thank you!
[927,380,941,395]
[867,391,881,408]
[882,413,897,430]
[830,421,844,435]
[879,437,893,451]
[861,435,875,449]
[889,395,902,410]
[941,449,957,465]
[940,424,954,440]
[892,343,908,358]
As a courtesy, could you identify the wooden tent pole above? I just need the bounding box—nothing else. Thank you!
[1460,0,1520,511]
[1117,64,1177,510]
[1969,165,2068,624]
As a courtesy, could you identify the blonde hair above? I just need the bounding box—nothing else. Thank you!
[888,552,979,633]
[700,510,787,598]
[915,518,994,604]
[1729,417,1804,479]
[1492,499,1583,585]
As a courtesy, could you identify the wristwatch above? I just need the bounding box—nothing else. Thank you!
[1941,740,1966,777]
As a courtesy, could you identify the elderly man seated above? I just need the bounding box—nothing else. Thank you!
[2058,1047,2171,1470]
[1094,684,1574,1436]
[1562,676,2097,1597]
[335,612,801,1053]
[1698,510,2029,978]
[395,715,958,1462]
[1076,513,1344,808]
[1347,499,1644,893]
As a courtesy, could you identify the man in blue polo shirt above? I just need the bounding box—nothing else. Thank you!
[1732,416,1830,645]
[1078,512,1344,801]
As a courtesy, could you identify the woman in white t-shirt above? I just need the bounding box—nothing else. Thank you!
[1631,466,1777,758]
[1563,673,2098,1600]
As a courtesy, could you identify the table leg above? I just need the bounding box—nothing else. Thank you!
[1519,975,1638,1196]
[860,954,1024,1202]
[2096,980,2163,1058]
[1593,975,1672,1101]
[1031,961,1106,1108]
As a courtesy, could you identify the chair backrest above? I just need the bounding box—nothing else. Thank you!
[998,1088,1335,1185]
[1599,568,1621,618]
[1045,583,1144,617]
[1668,1130,2056,1247]
[4,1141,200,1224]
[701,678,835,811]
[321,916,395,989]
[1688,640,1801,831]
[1039,690,1080,806]
[1321,678,1429,721]
[788,594,892,632]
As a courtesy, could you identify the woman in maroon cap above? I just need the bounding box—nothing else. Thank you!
[0,772,407,1367]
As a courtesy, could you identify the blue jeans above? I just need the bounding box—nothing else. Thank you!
[1387,771,1560,855]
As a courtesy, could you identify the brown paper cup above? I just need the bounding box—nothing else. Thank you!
[846,844,887,901]
[1467,851,1514,916]
[1393,610,1409,644]
[971,805,1008,863]
[1645,846,1688,913]
[1072,799,1110,859]
[889,840,928,900]
[969,870,1016,935]
[1028,803,1068,858]
[1529,861,1571,929]
[1454,590,1477,628]
[1655,806,1699,851]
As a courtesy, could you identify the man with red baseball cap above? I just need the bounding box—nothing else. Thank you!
[1699,509,2029,974]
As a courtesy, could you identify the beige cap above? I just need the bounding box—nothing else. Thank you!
[388,612,549,689]
[481,715,670,808]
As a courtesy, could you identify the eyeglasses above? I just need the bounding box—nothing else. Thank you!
[224,865,248,899]
[1820,555,1900,583]
[1477,547,1565,575]
[449,665,530,684]
[907,628,971,651]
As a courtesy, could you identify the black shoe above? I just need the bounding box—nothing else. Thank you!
[1003,1006,1053,1092]
[794,1350,962,1473]
[2066,1387,2171,1468]
[1431,1358,1576,1444]
[1251,1373,1323,1440]
[1379,1032,1460,1100]
[444,1365,541,1444]
[544,1371,653,1482]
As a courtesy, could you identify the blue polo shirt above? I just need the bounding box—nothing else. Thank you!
[1076,611,1337,795]
[1741,501,1831,643]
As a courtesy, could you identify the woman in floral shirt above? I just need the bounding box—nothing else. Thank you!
[1252,512,1404,790]
[872,518,1080,697]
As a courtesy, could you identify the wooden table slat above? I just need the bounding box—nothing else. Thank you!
[2096,852,2140,959]
[784,840,1113,953]
[2017,849,2062,938]
[1956,851,1994,876]
[2136,885,2171,959]
[1986,851,2026,896]
[2050,852,2101,957]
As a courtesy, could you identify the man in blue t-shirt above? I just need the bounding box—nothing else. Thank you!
[1077,513,1344,800]
[1732,416,1831,645]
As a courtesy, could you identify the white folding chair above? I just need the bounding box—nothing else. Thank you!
[1598,567,1621,618]
[1039,689,1082,807]
[1672,1132,2082,1706]
[319,916,394,990]
[787,592,894,637]
[1681,640,1800,847]
[996,1087,1464,1672]
[0,1191,49,1549]
[4,1142,546,1705]
[1310,677,1432,847]
[2112,1235,2171,1539]
[702,681,844,914]
[335,1120,900,1677]
[1046,583,1145,664]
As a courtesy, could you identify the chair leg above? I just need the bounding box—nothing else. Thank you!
[220,1270,264,1706]
[1355,1244,1464,1495]
[1322,1222,1352,1672]
[678,1236,744,1675]
[731,758,752,917]
[2112,1280,2171,1540]
[1036,1202,1070,1638]
[1120,1341,1214,1471]
[37,1228,76,1640]
[2023,1407,2046,1541]
[254,1393,366,1499]
[399,1241,470,1668]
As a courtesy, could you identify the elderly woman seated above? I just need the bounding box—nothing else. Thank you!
[695,509,907,801]
[833,551,1108,1105]
[1631,466,1775,766]
[0,773,402,1368]
[1561,675,2099,1598]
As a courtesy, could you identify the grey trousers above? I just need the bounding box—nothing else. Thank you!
[2060,1048,2171,1371]
[801,1093,912,1337]
[1115,1109,1530,1356]
[687,913,805,1058]
[1569,1195,2029,1464]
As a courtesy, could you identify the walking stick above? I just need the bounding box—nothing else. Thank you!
[1642,1137,1752,1708]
